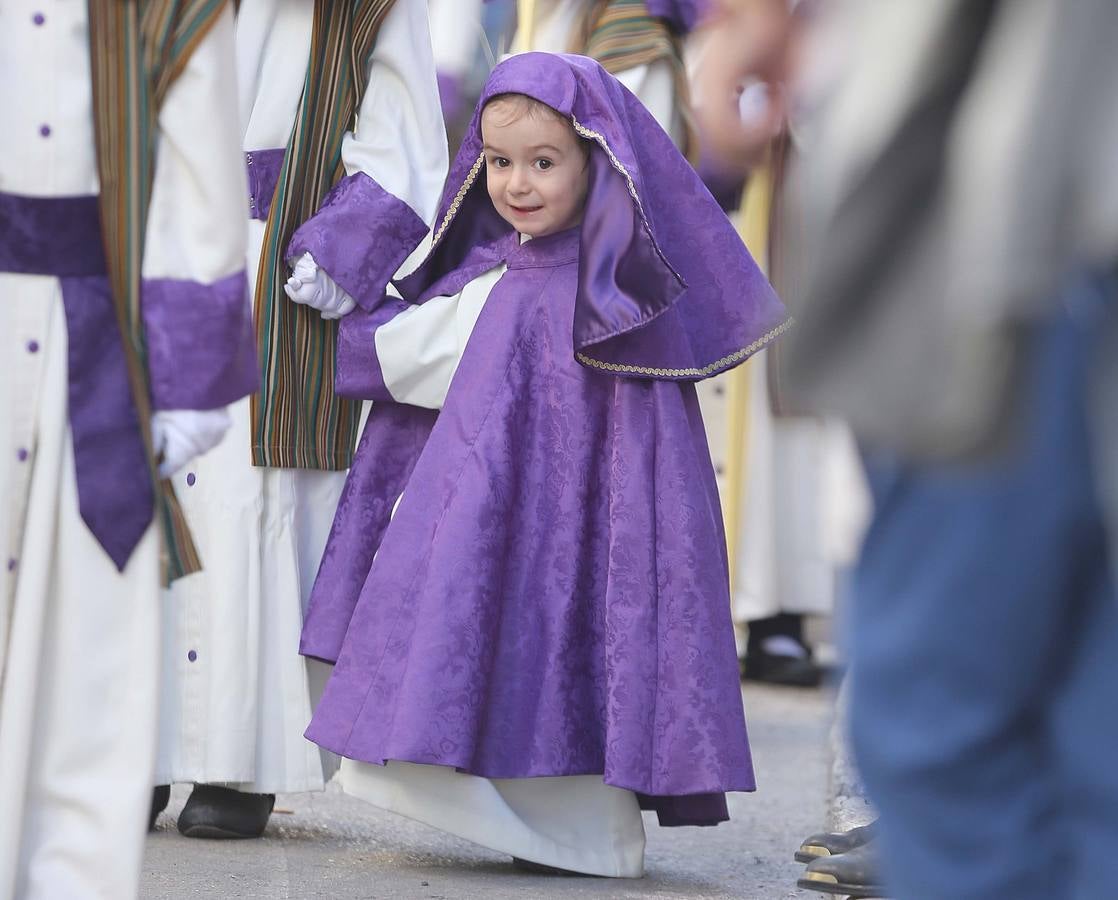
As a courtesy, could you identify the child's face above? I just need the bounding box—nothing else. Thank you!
[481,102,589,238]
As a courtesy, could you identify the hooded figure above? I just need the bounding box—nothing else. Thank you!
[298,52,787,877]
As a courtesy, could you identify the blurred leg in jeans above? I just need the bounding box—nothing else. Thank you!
[848,271,1118,900]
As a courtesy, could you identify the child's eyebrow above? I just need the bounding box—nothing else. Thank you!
[481,143,565,155]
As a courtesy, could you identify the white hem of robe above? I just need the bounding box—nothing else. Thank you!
[339,759,647,878]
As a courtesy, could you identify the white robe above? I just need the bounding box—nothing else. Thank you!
[333,246,648,878]
[155,0,448,795]
[0,6,247,898]
[429,0,486,81]
[731,356,870,623]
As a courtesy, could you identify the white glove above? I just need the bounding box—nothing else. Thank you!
[283,252,357,320]
[151,409,232,478]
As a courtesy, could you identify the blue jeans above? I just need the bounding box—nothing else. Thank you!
[848,272,1118,899]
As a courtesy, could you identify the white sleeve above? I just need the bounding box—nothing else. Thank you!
[341,0,449,226]
[143,6,247,283]
[614,60,685,149]
[429,0,484,78]
[374,264,506,409]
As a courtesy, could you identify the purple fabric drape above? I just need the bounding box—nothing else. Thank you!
[302,55,774,828]
[59,275,156,569]
[303,231,755,826]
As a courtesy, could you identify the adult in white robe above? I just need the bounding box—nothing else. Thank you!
[0,4,253,897]
[155,0,448,835]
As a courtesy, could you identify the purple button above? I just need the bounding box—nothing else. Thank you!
[186,472,196,486]
[27,340,39,354]
[39,124,51,138]
[187,650,198,662]
[33,13,45,25]
[6,558,15,572]
[17,448,28,462]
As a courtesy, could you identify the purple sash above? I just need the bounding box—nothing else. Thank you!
[1,191,153,569]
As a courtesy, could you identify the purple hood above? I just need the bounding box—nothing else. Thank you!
[397,52,787,382]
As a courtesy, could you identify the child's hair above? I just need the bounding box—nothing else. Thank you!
[482,92,569,129]
[482,93,591,163]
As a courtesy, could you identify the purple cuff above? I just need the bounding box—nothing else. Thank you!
[142,270,260,410]
[335,295,411,402]
[286,173,429,312]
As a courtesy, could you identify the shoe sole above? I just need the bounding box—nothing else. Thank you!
[178,823,264,840]
[741,669,824,688]
[796,874,886,898]
[795,849,830,864]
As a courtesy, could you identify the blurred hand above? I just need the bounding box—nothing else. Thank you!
[693,0,795,172]
[152,408,232,478]
[283,252,357,320]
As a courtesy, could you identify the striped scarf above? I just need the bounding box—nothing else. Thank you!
[251,0,396,470]
[87,0,228,584]
[575,0,698,160]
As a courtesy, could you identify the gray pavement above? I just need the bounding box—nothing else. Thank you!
[142,683,832,900]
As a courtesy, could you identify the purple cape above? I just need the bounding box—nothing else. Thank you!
[302,53,785,826]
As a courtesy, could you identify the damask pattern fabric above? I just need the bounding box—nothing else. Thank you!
[303,231,755,820]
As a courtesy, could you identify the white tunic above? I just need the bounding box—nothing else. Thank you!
[333,248,647,878]
[0,6,247,899]
[156,0,448,795]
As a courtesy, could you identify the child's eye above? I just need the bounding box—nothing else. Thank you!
[489,156,510,169]
[534,158,554,171]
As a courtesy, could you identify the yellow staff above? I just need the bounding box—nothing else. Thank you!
[516,0,538,50]
[724,156,774,587]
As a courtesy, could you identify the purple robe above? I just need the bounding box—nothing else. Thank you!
[301,52,789,826]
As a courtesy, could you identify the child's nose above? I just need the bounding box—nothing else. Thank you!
[508,167,531,194]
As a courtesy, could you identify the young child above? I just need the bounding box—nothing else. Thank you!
[293,52,789,878]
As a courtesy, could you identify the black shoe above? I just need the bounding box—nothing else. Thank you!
[797,844,886,898]
[148,785,171,832]
[176,784,275,839]
[794,822,876,863]
[741,649,823,687]
[511,857,593,877]
[742,614,824,687]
